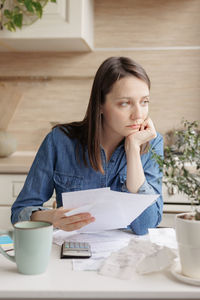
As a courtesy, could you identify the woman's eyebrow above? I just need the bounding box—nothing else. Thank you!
[116,95,150,100]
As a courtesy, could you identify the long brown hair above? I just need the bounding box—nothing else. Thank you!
[55,57,151,173]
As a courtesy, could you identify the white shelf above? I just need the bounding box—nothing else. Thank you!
[0,0,94,52]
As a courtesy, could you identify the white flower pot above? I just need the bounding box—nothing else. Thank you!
[176,212,200,279]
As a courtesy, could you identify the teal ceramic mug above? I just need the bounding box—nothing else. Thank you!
[0,221,53,275]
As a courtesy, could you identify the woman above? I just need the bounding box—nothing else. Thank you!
[11,56,163,235]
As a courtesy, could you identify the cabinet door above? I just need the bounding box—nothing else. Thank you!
[0,174,27,205]
[163,184,189,204]
[0,174,56,206]
[159,213,176,228]
[0,207,13,230]
[0,174,56,230]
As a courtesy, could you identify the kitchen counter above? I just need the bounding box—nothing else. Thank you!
[0,243,200,300]
[0,152,35,174]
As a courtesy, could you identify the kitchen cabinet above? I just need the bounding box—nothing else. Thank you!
[159,185,192,228]
[0,174,55,230]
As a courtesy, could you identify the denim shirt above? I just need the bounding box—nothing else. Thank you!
[11,127,163,235]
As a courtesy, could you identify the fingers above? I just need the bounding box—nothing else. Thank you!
[140,117,157,137]
[62,217,95,232]
[146,118,157,138]
[52,207,95,231]
[140,123,145,131]
[145,117,154,129]
[141,117,150,130]
[57,207,93,223]
[64,212,93,224]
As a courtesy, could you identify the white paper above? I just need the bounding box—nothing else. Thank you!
[136,245,177,275]
[53,228,177,274]
[99,236,177,280]
[148,228,178,249]
[53,229,147,271]
[62,188,159,232]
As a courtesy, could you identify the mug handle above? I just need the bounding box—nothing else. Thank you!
[0,230,15,263]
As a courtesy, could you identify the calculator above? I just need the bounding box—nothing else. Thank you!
[60,241,92,259]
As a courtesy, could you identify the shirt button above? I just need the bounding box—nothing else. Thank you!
[110,159,114,163]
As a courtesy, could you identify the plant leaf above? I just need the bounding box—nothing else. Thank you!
[32,1,43,18]
[4,21,16,31]
[13,13,23,29]
[24,0,34,13]
[4,9,13,19]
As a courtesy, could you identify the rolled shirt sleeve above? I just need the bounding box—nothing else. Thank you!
[15,206,49,224]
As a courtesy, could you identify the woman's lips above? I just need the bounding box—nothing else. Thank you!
[126,124,141,129]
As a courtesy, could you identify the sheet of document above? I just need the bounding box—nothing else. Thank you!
[62,188,159,232]
[53,229,148,271]
[99,238,177,279]
[53,228,176,273]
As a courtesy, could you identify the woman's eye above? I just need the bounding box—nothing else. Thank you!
[119,102,129,107]
[141,100,150,105]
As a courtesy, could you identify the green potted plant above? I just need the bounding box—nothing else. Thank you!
[151,120,200,279]
[0,0,56,32]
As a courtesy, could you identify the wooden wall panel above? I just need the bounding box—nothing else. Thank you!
[0,48,199,150]
[0,83,22,129]
[6,79,92,151]
[0,50,199,78]
[94,0,200,47]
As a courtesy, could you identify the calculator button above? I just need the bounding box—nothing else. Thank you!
[75,242,80,248]
[69,242,75,248]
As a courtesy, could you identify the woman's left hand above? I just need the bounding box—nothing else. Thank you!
[125,117,157,152]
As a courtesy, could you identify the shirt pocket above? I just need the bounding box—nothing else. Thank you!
[53,172,83,193]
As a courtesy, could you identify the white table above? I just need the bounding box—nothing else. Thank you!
[0,244,200,300]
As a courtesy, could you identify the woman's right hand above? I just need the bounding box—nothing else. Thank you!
[31,207,95,231]
[52,207,95,231]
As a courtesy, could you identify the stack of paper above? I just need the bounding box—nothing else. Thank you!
[62,188,159,232]
[53,229,148,271]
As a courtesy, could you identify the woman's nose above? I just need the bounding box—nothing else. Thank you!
[130,105,142,120]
